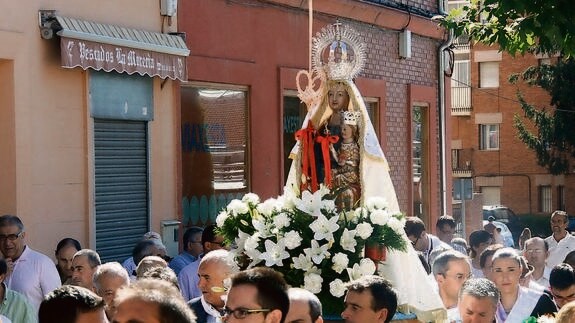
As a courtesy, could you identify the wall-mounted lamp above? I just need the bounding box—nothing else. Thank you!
[399,29,412,59]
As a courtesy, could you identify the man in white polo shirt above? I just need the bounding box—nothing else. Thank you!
[0,215,61,311]
[545,210,575,269]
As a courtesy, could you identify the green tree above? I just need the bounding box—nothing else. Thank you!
[437,0,575,174]
[510,59,575,174]
[437,0,575,57]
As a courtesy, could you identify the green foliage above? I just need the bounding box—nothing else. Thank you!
[511,58,575,174]
[436,0,575,57]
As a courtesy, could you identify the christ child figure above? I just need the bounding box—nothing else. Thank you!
[330,111,361,211]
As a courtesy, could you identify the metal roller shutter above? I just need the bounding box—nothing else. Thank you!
[94,119,149,263]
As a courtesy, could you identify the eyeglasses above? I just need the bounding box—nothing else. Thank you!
[221,307,271,319]
[0,231,23,242]
[411,236,420,247]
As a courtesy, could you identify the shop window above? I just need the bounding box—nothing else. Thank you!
[479,124,499,150]
[180,84,248,227]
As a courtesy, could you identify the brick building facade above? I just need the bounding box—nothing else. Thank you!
[451,41,575,217]
[179,0,452,229]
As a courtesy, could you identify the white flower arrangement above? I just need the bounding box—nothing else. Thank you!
[216,185,407,314]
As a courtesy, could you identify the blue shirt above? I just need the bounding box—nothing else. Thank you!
[169,252,197,275]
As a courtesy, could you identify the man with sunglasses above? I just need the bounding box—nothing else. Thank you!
[432,250,471,322]
[223,267,289,323]
[0,214,60,312]
[405,216,451,267]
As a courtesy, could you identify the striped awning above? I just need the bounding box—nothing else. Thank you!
[55,16,190,81]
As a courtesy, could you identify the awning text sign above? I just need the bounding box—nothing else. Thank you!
[60,37,187,81]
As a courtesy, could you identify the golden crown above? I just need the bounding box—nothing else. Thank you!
[343,111,361,126]
[311,22,366,81]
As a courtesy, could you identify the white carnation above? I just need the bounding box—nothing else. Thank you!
[303,272,323,294]
[283,230,302,249]
[227,199,249,215]
[332,252,349,274]
[366,196,388,211]
[257,198,282,217]
[273,212,291,229]
[329,279,346,297]
[370,209,390,225]
[356,223,374,240]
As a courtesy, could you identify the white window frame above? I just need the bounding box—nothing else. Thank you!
[479,124,500,150]
[479,61,499,88]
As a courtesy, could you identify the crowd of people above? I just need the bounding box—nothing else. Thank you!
[2,209,575,323]
[405,210,575,322]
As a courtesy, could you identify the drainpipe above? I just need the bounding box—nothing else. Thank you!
[438,0,453,216]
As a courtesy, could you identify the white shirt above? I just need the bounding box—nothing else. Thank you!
[0,314,12,323]
[545,232,575,269]
[5,246,61,312]
[425,234,452,265]
[532,267,551,288]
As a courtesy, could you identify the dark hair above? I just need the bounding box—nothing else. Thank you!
[74,249,101,268]
[132,240,159,266]
[0,258,7,275]
[564,250,575,267]
[479,244,503,269]
[201,224,219,247]
[550,263,575,290]
[0,214,24,231]
[230,267,290,323]
[346,275,398,323]
[404,217,426,238]
[469,230,492,258]
[39,285,105,323]
[182,226,203,251]
[436,215,456,229]
[55,238,82,256]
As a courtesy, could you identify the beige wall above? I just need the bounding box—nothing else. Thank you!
[0,1,180,258]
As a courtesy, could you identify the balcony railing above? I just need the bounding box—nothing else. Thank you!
[452,35,470,52]
[451,86,471,115]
